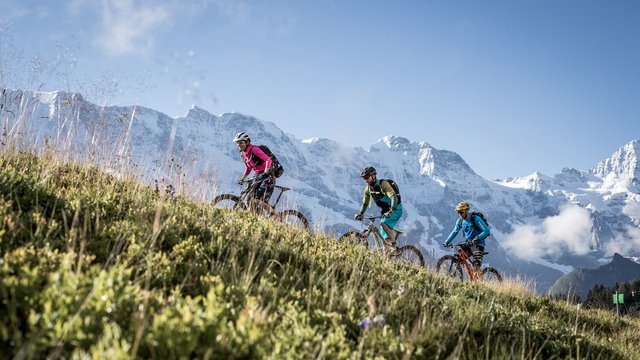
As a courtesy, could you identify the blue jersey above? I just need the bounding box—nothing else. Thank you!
[444,214,490,246]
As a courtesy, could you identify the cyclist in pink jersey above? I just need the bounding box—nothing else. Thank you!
[234,131,276,202]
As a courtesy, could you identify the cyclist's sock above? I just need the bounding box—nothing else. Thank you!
[473,261,482,272]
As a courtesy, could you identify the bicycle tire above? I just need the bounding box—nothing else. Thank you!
[435,255,463,281]
[481,267,503,282]
[279,209,310,231]
[212,194,245,210]
[339,231,368,247]
[389,245,424,268]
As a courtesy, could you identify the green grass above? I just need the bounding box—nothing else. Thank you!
[1,151,639,359]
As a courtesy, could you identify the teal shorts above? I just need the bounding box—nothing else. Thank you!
[380,204,403,239]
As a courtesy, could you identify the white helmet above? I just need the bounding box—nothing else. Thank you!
[233,131,250,143]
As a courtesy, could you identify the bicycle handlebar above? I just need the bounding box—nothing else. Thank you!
[446,240,475,248]
[357,215,382,224]
[240,173,269,185]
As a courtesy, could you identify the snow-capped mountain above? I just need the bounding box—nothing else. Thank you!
[2,88,640,293]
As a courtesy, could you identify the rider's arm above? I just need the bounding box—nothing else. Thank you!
[380,181,398,210]
[241,150,252,177]
[357,187,371,215]
[472,215,490,240]
[250,145,273,172]
[445,219,462,244]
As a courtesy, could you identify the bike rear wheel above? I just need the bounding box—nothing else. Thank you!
[212,194,245,210]
[339,231,368,247]
[435,255,463,281]
[389,245,424,268]
[279,209,310,231]
[481,267,503,282]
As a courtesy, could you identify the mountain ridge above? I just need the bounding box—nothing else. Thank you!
[549,252,640,298]
[2,87,639,293]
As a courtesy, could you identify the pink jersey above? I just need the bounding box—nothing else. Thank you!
[241,144,272,176]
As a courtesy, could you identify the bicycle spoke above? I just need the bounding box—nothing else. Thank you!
[279,210,310,231]
[436,255,463,281]
[390,246,424,268]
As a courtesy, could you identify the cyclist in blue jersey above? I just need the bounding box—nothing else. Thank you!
[354,166,403,250]
[443,201,490,272]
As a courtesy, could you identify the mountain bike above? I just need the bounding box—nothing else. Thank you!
[436,241,502,282]
[212,174,310,230]
[339,216,424,268]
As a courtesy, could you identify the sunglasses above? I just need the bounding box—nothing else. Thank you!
[457,211,466,214]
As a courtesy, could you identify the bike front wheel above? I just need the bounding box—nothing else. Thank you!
[279,209,310,231]
[212,194,245,210]
[339,231,368,248]
[481,267,503,282]
[389,245,424,268]
[435,255,463,281]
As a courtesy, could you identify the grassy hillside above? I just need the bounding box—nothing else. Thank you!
[1,151,640,359]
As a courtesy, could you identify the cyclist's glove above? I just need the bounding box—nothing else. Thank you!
[382,210,393,219]
[237,178,245,185]
[354,213,363,221]
[471,237,479,245]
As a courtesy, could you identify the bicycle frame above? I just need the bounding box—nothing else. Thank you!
[341,216,424,268]
[214,175,310,230]
[239,174,288,209]
[449,241,480,280]
[360,216,396,254]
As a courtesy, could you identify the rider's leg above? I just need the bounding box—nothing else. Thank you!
[379,205,403,246]
[254,174,275,203]
[380,222,396,245]
[263,174,275,202]
[470,243,484,272]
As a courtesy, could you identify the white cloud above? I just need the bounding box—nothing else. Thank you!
[86,0,172,55]
[502,205,593,259]
[604,225,640,255]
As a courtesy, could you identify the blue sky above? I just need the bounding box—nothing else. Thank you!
[1,0,639,180]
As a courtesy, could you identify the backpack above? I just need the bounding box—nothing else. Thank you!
[470,211,490,236]
[380,179,401,202]
[369,179,402,210]
[250,145,284,178]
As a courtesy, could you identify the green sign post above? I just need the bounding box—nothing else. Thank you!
[613,293,624,304]
[613,292,624,316]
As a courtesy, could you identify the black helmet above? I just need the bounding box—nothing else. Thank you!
[360,166,376,178]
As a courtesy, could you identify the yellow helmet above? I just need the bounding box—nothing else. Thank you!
[455,201,470,212]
